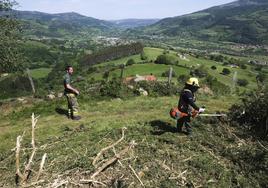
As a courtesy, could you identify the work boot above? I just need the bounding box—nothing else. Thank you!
[185,123,192,135]
[72,116,81,121]
[177,126,183,133]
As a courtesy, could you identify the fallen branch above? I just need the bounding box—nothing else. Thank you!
[93,127,127,167]
[21,180,45,188]
[91,141,136,179]
[129,165,145,187]
[257,140,268,151]
[36,153,47,181]
[80,179,106,186]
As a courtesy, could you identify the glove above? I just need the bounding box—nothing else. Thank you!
[198,108,205,113]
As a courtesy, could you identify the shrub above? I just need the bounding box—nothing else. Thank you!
[256,73,266,83]
[136,81,178,97]
[205,75,231,95]
[240,64,247,69]
[140,51,148,60]
[237,79,249,87]
[155,54,177,65]
[211,65,217,70]
[229,88,268,138]
[190,65,208,78]
[100,78,133,98]
[161,70,176,77]
[177,74,190,83]
[102,71,110,81]
[222,68,231,75]
[126,59,136,66]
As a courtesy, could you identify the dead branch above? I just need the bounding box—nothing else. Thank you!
[80,179,106,186]
[21,180,45,188]
[23,113,39,181]
[36,153,47,181]
[91,141,136,179]
[51,179,68,188]
[220,123,246,145]
[93,127,127,167]
[129,165,145,187]
[16,135,24,180]
[257,140,268,151]
[15,113,47,186]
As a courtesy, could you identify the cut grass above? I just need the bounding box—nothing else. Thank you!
[0,95,267,187]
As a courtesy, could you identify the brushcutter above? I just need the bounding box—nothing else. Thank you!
[170,107,227,120]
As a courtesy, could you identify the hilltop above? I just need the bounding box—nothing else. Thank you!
[136,0,268,45]
[0,10,116,38]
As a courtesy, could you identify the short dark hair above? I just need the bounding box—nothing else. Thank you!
[65,65,72,71]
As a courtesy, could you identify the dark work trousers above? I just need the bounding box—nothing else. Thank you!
[176,115,192,134]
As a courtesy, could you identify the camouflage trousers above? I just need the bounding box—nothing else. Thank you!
[177,116,192,134]
[65,93,79,118]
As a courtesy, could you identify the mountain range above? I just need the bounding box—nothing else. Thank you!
[139,0,268,44]
[1,0,268,44]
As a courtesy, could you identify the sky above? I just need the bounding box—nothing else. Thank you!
[15,0,235,20]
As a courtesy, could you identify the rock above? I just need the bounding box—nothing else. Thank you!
[47,94,56,100]
[17,98,25,102]
[57,93,63,98]
[138,88,148,96]
[0,73,9,77]
[127,85,134,89]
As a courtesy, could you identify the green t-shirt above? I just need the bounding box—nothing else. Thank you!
[63,73,72,93]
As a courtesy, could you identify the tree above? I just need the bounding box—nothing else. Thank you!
[190,65,208,78]
[155,54,176,65]
[177,74,189,83]
[237,79,249,87]
[256,73,266,83]
[126,59,135,66]
[0,0,24,73]
[140,51,147,60]
[211,65,217,70]
[222,68,231,75]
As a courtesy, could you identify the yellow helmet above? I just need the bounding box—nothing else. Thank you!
[186,77,200,87]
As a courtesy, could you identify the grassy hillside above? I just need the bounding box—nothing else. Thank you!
[0,43,267,186]
[138,0,268,45]
[87,47,258,90]
[1,10,117,39]
[0,94,267,187]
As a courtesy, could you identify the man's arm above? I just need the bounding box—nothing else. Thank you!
[66,84,79,95]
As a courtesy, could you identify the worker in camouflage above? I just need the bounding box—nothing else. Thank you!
[63,66,81,120]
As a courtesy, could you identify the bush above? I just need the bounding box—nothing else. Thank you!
[177,74,190,84]
[161,70,176,77]
[237,79,249,87]
[205,75,231,95]
[140,51,148,60]
[222,68,231,75]
[211,65,217,70]
[240,64,247,69]
[136,81,178,97]
[100,78,133,98]
[155,54,177,65]
[190,65,208,78]
[126,59,136,66]
[0,74,34,99]
[256,73,266,83]
[229,88,268,138]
